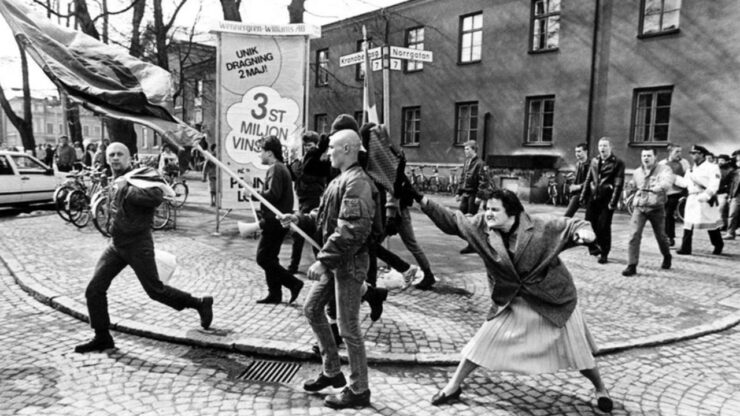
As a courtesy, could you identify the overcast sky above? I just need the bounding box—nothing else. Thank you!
[0,0,406,96]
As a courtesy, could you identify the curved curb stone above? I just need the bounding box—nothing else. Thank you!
[4,253,740,365]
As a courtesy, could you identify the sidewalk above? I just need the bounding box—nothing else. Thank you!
[2,171,740,364]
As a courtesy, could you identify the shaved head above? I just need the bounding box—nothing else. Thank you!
[328,130,362,171]
[106,142,132,175]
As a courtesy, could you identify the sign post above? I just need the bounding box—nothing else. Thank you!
[339,43,433,130]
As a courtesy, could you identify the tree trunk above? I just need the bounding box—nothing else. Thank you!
[0,40,35,151]
[153,0,169,70]
[74,0,100,40]
[129,0,146,57]
[220,0,242,21]
[287,0,305,23]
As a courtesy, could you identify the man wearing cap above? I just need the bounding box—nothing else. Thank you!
[659,143,691,246]
[723,150,740,240]
[579,137,625,264]
[676,145,724,255]
[254,135,304,304]
[281,129,378,409]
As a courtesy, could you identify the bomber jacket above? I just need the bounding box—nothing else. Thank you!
[580,154,625,208]
[458,155,487,198]
[109,168,164,246]
[259,161,294,221]
[297,163,378,281]
[629,163,673,208]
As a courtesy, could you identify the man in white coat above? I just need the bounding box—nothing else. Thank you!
[676,145,724,255]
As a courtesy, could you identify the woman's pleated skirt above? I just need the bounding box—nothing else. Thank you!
[461,297,597,374]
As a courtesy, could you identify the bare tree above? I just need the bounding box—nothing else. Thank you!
[219,0,241,21]
[287,0,305,24]
[0,41,34,151]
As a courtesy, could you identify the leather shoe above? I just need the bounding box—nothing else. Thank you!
[713,244,724,255]
[598,256,608,264]
[621,265,637,276]
[74,335,115,353]
[256,296,281,304]
[197,296,214,329]
[431,387,462,406]
[415,274,436,290]
[303,371,347,392]
[594,389,613,413]
[661,255,672,269]
[324,387,371,409]
[289,280,304,304]
[364,286,388,321]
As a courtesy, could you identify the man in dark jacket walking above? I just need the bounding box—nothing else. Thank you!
[457,140,488,253]
[255,135,304,304]
[580,137,625,264]
[564,143,590,218]
[75,143,213,353]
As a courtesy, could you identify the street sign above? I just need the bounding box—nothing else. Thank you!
[371,59,382,72]
[389,46,433,62]
[389,58,402,71]
[372,58,402,71]
[339,47,381,67]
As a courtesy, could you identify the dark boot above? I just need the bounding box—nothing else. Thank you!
[676,229,693,255]
[661,255,672,269]
[324,387,371,409]
[363,286,388,321]
[74,329,115,353]
[415,270,436,290]
[197,296,213,329]
[621,264,637,276]
[709,229,724,255]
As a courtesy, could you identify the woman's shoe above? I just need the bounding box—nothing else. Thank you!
[431,387,462,406]
[594,389,613,413]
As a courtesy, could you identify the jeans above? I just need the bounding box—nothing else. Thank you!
[303,265,368,394]
[563,194,580,218]
[627,206,671,266]
[459,193,479,215]
[375,243,410,273]
[664,193,683,239]
[395,208,431,271]
[585,198,614,257]
[257,219,302,298]
[85,238,198,330]
[727,197,740,236]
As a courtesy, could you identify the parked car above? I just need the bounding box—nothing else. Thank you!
[0,150,65,208]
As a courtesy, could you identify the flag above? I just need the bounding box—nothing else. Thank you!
[362,25,379,125]
[0,0,199,148]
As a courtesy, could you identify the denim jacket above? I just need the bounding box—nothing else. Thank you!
[630,163,672,208]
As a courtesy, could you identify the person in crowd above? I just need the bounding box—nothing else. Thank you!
[202,144,218,207]
[44,143,55,167]
[254,135,304,304]
[74,143,213,353]
[717,154,735,231]
[724,150,740,240]
[158,143,180,179]
[93,141,110,175]
[564,143,590,218]
[457,140,488,254]
[55,135,76,172]
[288,131,332,275]
[280,129,380,409]
[622,149,673,276]
[676,145,724,255]
[73,141,85,170]
[395,178,613,412]
[659,143,691,246]
[579,137,625,263]
[83,143,97,168]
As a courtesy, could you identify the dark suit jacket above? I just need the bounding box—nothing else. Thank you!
[421,199,593,328]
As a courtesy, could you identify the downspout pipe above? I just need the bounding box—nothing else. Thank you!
[586,0,601,154]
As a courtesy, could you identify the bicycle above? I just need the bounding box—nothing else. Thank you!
[163,167,188,209]
[53,170,91,223]
[546,173,559,206]
[446,167,459,195]
[426,165,441,193]
[408,166,427,192]
[65,169,108,228]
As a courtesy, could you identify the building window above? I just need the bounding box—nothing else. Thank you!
[631,87,672,143]
[639,0,681,36]
[152,131,159,147]
[83,125,90,136]
[525,95,555,145]
[402,106,421,146]
[530,0,560,52]
[316,48,329,86]
[459,13,482,64]
[454,102,478,145]
[141,128,149,149]
[195,79,203,98]
[356,39,373,81]
[314,114,329,134]
[46,123,53,134]
[405,27,425,72]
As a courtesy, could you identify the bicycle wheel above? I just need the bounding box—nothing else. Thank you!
[547,186,558,205]
[170,181,189,208]
[66,190,91,228]
[53,185,74,222]
[152,202,171,230]
[92,193,112,237]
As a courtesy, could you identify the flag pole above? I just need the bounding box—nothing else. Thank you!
[193,145,321,250]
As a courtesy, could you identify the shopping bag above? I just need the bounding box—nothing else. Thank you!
[155,249,177,284]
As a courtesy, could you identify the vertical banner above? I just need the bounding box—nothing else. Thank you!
[213,22,320,210]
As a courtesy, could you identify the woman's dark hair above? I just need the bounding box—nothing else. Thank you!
[489,188,524,217]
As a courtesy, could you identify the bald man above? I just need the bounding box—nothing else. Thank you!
[75,142,213,353]
[281,130,381,409]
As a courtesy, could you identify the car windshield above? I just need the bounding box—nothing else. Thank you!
[11,154,48,173]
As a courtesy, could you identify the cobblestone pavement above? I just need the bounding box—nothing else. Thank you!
[1,171,739,363]
[2,256,740,415]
